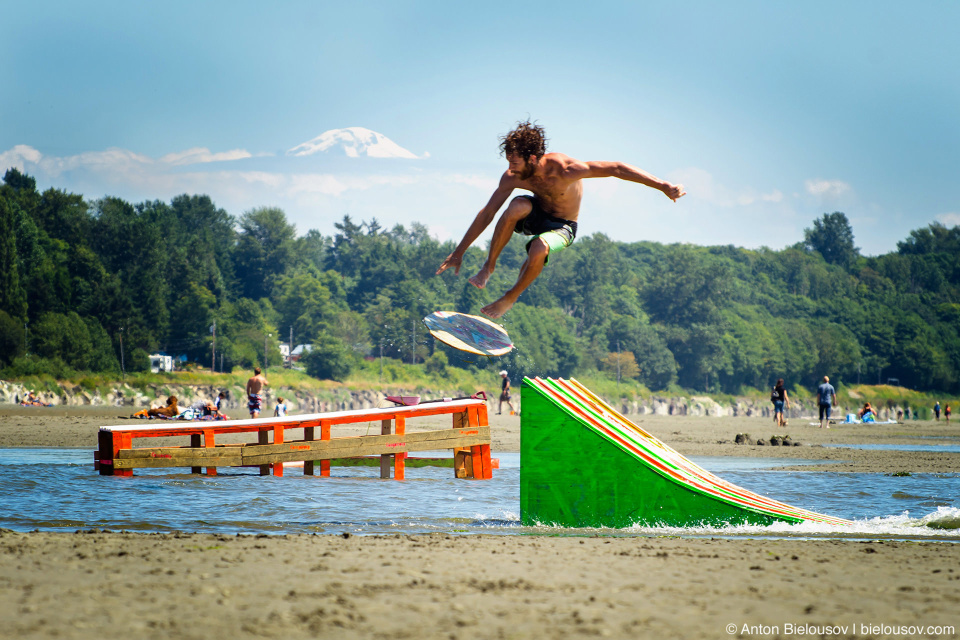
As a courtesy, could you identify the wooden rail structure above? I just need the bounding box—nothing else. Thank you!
[95,399,492,480]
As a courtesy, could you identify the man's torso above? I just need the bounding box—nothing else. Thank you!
[818,383,835,404]
[247,376,265,395]
[509,153,585,221]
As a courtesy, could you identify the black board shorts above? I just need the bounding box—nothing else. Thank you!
[513,195,577,260]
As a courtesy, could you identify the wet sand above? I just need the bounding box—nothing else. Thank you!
[1,530,958,639]
[2,405,960,639]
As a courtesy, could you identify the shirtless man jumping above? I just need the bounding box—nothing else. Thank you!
[436,120,685,318]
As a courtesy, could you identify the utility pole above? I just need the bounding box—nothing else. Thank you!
[616,340,621,393]
[411,317,416,365]
[289,325,293,367]
[379,338,384,385]
[265,333,271,369]
[211,321,216,372]
[24,321,28,356]
[119,327,125,379]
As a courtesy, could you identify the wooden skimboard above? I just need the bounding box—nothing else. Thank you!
[422,311,514,357]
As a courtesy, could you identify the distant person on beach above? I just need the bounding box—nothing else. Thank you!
[274,397,287,418]
[858,402,876,423]
[214,391,228,418]
[498,370,517,415]
[436,120,686,318]
[246,367,268,418]
[934,401,941,420]
[897,408,904,423]
[946,404,952,423]
[816,376,837,429]
[20,392,46,407]
[132,395,179,419]
[771,378,789,427]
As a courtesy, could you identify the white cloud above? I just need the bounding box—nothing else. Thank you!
[0,144,43,169]
[160,147,252,166]
[805,179,851,197]
[668,167,783,207]
[936,212,960,227]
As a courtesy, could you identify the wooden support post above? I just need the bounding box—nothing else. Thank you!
[203,430,217,476]
[470,445,483,479]
[114,433,133,477]
[320,420,331,477]
[480,444,492,479]
[97,430,114,476]
[303,426,315,476]
[454,447,472,479]
[272,423,284,477]
[380,419,392,479]
[258,430,270,476]
[190,434,202,474]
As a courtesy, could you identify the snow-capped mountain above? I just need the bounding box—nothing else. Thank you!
[287,127,420,159]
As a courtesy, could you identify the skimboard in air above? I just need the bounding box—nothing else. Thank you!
[422,311,514,357]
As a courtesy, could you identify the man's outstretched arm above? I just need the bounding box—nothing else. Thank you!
[577,161,686,201]
[436,175,516,275]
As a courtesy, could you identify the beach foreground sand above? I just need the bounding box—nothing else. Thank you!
[2,406,960,638]
[1,530,958,639]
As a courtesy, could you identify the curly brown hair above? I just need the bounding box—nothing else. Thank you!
[499,120,547,159]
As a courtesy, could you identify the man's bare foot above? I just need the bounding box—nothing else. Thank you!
[469,264,493,289]
[480,297,514,319]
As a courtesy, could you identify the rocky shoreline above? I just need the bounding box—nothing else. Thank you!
[0,378,908,421]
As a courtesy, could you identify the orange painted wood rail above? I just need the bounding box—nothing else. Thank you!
[95,399,492,480]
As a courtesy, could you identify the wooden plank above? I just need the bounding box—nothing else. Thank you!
[99,399,485,434]
[240,428,489,463]
[114,454,243,469]
[118,447,244,459]
[240,427,489,457]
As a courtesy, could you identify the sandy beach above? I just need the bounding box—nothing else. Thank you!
[3,403,959,473]
[2,405,959,638]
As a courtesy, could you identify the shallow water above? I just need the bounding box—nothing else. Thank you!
[1,449,958,540]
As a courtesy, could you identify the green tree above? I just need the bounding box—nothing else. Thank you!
[234,207,297,300]
[0,196,27,318]
[301,333,356,381]
[804,212,859,268]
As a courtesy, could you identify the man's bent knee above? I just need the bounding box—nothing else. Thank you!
[503,196,533,221]
[528,237,550,262]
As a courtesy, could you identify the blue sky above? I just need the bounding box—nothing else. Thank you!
[2,0,957,255]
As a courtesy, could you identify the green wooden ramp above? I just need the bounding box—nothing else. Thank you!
[520,377,851,529]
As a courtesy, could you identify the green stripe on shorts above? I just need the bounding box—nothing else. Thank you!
[532,229,574,264]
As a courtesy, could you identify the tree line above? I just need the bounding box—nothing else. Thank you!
[1,168,958,394]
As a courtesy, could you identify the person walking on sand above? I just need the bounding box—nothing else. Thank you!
[498,370,517,415]
[816,376,837,429]
[246,367,268,418]
[273,397,287,418]
[934,401,941,421]
[436,120,685,318]
[771,378,789,427]
[946,404,952,423]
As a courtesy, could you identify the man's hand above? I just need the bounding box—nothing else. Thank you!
[664,183,686,202]
[436,251,463,276]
